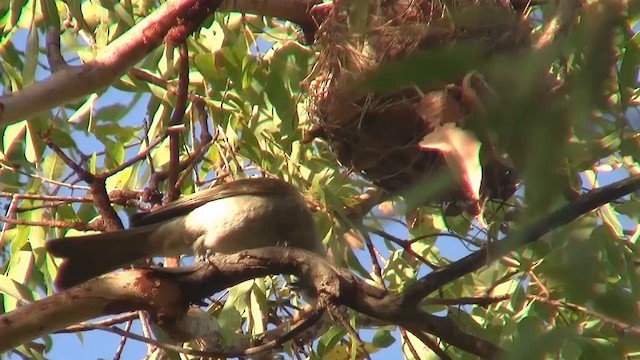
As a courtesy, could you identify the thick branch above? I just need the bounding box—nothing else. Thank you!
[0,0,223,125]
[0,248,498,358]
[0,272,184,352]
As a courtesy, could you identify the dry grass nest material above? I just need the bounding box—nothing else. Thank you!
[304,0,533,214]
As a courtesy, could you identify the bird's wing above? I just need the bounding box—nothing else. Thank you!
[129,178,294,227]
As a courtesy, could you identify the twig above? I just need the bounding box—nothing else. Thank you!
[57,312,139,333]
[370,229,439,270]
[526,295,640,338]
[400,328,422,360]
[0,216,93,231]
[82,308,325,358]
[424,295,510,307]
[1,164,90,190]
[112,320,132,360]
[406,329,451,360]
[0,192,90,202]
[363,233,385,288]
[138,311,156,355]
[99,133,169,178]
[128,68,205,103]
[175,138,215,190]
[527,270,549,297]
[165,43,190,201]
[43,134,123,231]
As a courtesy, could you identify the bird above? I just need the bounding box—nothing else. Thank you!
[46,177,325,290]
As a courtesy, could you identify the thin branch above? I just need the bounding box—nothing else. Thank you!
[166,43,189,203]
[0,216,93,231]
[407,329,451,360]
[43,134,123,231]
[57,312,139,333]
[112,320,132,360]
[138,311,155,355]
[403,175,640,306]
[400,328,422,360]
[44,26,68,72]
[363,233,385,287]
[424,295,510,307]
[83,308,325,358]
[0,192,90,202]
[175,137,215,190]
[370,228,440,270]
[41,136,93,181]
[527,295,640,338]
[99,133,169,178]
[0,164,90,190]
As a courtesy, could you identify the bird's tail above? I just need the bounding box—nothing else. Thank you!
[46,226,157,290]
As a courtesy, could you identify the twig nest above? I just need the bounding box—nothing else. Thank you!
[304,0,529,212]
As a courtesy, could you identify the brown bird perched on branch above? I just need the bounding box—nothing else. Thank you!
[46,178,325,289]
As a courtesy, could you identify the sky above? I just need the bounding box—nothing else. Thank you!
[2,8,640,360]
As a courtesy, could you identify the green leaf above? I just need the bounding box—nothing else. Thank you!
[40,0,60,31]
[5,250,35,311]
[23,10,39,86]
[41,152,65,180]
[7,0,28,30]
[47,127,75,148]
[0,274,36,303]
[371,329,395,348]
[2,121,26,154]
[317,325,346,356]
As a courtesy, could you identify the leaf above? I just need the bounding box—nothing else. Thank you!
[5,250,34,311]
[371,329,395,348]
[317,326,346,356]
[22,6,39,86]
[217,280,253,342]
[418,123,482,201]
[249,281,266,335]
[47,127,75,148]
[0,274,36,303]
[8,0,28,29]
[40,0,60,31]
[2,121,26,154]
[41,153,65,180]
[69,93,99,126]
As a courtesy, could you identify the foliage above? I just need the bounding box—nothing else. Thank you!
[1,0,640,359]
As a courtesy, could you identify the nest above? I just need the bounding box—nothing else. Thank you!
[304,0,531,213]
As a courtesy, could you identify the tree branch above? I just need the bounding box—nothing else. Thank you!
[0,0,223,125]
[402,174,640,306]
[43,137,124,231]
